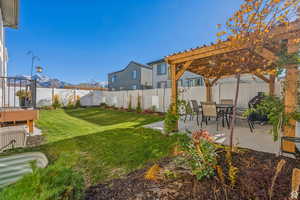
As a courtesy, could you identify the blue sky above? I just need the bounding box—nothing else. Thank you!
[6,0,241,84]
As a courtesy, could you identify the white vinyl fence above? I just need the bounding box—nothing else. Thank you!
[80,81,282,112]
[0,87,92,108]
[0,80,281,111]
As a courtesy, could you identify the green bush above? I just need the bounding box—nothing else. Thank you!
[99,102,107,108]
[66,98,75,109]
[128,95,132,111]
[244,95,300,141]
[136,96,142,113]
[52,94,62,109]
[164,104,179,134]
[182,130,217,180]
[0,155,84,200]
[75,97,81,108]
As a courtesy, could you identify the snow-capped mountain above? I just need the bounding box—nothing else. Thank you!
[13,74,71,88]
[12,74,107,89]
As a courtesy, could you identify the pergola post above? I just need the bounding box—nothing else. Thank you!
[204,79,212,102]
[171,64,177,111]
[283,39,299,153]
[269,74,275,96]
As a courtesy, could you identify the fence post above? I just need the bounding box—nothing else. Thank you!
[31,79,37,109]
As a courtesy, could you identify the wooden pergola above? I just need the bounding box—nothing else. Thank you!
[165,20,300,153]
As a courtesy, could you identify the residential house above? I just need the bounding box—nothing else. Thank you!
[108,61,153,91]
[0,0,19,78]
[0,0,39,150]
[147,59,204,88]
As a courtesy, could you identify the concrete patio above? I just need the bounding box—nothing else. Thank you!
[145,117,280,154]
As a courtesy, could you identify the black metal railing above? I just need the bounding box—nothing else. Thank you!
[0,139,16,152]
[0,77,37,109]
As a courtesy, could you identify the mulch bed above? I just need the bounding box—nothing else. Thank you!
[85,149,300,200]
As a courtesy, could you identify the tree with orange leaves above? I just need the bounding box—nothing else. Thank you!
[216,0,300,151]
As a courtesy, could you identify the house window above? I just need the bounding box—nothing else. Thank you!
[187,78,204,87]
[132,70,137,80]
[132,85,137,90]
[157,63,167,75]
[157,81,167,88]
[111,75,117,83]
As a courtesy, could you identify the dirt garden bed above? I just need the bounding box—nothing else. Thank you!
[85,148,300,200]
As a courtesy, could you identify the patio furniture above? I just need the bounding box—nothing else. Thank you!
[191,100,202,126]
[217,104,233,128]
[220,99,234,105]
[281,136,300,156]
[229,108,255,132]
[201,102,223,130]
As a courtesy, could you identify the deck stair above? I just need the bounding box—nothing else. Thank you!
[0,152,48,188]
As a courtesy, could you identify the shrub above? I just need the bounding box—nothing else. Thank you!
[0,155,85,200]
[75,95,81,108]
[182,130,217,180]
[164,104,179,134]
[99,102,107,108]
[244,95,300,141]
[52,94,61,109]
[151,105,157,113]
[128,95,132,111]
[66,96,75,109]
[136,96,142,113]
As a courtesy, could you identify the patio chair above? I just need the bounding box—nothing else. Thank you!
[229,108,255,132]
[220,99,234,105]
[190,100,202,126]
[201,102,222,130]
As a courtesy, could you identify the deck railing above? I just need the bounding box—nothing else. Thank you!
[0,77,37,109]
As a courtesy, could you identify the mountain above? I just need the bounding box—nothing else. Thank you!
[12,74,107,89]
[13,74,71,88]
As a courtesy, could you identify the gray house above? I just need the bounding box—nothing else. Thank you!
[147,59,204,88]
[108,61,153,91]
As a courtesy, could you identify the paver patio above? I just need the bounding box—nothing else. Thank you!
[145,118,280,154]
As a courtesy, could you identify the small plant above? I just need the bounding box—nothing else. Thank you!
[136,96,142,113]
[182,130,217,180]
[75,95,81,108]
[244,95,300,141]
[66,96,75,109]
[52,94,61,109]
[128,95,132,111]
[226,150,238,187]
[0,154,84,200]
[16,89,30,98]
[16,90,31,107]
[144,164,161,181]
[163,169,177,179]
[99,102,107,109]
[164,104,179,134]
[151,105,157,113]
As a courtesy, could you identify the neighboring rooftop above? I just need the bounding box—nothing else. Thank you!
[147,58,165,66]
[108,61,152,75]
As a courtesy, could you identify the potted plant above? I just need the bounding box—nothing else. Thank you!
[16,90,31,107]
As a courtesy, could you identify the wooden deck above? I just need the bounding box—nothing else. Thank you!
[0,109,39,133]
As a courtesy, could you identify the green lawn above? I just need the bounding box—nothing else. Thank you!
[33,108,183,185]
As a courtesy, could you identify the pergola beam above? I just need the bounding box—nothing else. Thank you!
[175,61,193,80]
[255,47,278,61]
[253,73,270,83]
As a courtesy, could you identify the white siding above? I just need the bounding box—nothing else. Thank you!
[141,67,152,87]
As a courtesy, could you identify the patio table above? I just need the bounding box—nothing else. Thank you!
[198,103,233,128]
[217,104,233,128]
